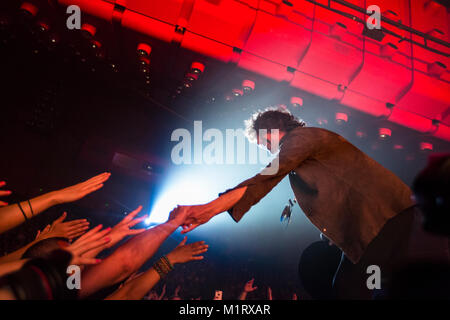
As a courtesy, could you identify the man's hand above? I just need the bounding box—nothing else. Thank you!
[243,278,258,293]
[67,224,111,266]
[171,187,248,234]
[166,236,208,265]
[107,205,147,247]
[51,172,111,205]
[169,205,215,234]
[0,181,12,207]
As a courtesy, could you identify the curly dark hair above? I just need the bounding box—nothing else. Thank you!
[244,106,306,143]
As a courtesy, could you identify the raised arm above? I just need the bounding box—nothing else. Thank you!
[79,206,191,298]
[106,236,208,300]
[0,173,110,234]
[239,278,258,300]
[0,213,89,264]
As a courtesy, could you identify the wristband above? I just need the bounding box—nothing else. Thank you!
[17,202,28,221]
[27,200,34,216]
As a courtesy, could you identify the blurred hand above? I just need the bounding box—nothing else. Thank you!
[37,212,89,241]
[166,236,208,265]
[292,293,298,300]
[35,224,52,241]
[51,172,111,205]
[169,205,216,234]
[243,278,258,293]
[118,271,144,290]
[168,205,192,225]
[267,287,273,300]
[0,181,12,207]
[67,224,111,266]
[107,205,147,247]
[172,285,181,299]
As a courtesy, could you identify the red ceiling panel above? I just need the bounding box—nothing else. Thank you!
[120,0,185,25]
[243,10,311,68]
[187,0,256,48]
[237,52,294,81]
[57,0,114,21]
[52,0,450,142]
[181,31,236,62]
[339,90,388,117]
[396,71,450,120]
[121,10,175,42]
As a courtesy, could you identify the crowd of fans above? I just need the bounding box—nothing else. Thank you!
[0,173,301,300]
[0,153,448,299]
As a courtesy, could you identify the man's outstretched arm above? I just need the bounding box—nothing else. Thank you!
[171,186,248,233]
[175,128,319,233]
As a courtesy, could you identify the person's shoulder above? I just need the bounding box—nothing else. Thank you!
[288,126,337,138]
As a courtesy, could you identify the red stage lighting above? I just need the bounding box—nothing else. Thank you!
[378,128,392,140]
[290,97,303,108]
[81,24,96,39]
[335,112,348,124]
[190,62,205,74]
[137,43,151,57]
[20,2,38,17]
[242,80,255,94]
[420,142,433,151]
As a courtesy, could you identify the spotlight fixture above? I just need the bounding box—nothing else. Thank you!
[335,112,348,125]
[356,130,367,139]
[110,63,119,73]
[232,88,243,97]
[91,40,101,49]
[242,80,255,94]
[137,43,151,57]
[20,2,38,17]
[185,72,199,82]
[316,118,328,126]
[420,142,433,151]
[290,97,303,108]
[37,22,50,33]
[378,128,391,140]
[48,33,60,45]
[80,24,96,39]
[190,62,205,74]
[139,57,150,73]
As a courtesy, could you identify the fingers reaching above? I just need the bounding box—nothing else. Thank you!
[181,223,200,234]
[0,181,11,206]
[53,212,67,224]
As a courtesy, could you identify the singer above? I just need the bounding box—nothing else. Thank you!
[170,107,416,299]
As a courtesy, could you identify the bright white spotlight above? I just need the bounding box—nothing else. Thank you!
[146,172,215,224]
